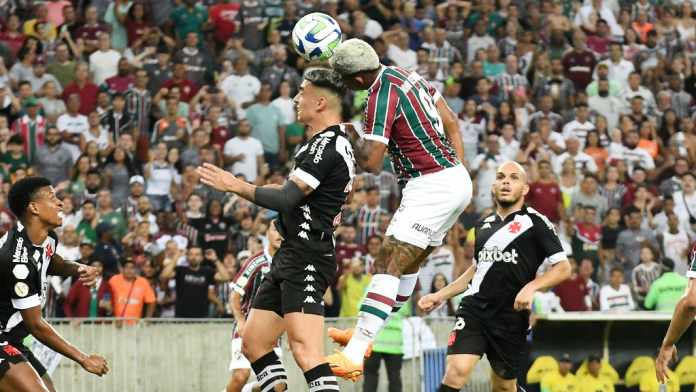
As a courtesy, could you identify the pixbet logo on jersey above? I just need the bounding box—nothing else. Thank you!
[478,247,519,264]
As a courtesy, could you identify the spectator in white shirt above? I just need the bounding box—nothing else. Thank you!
[660,211,692,276]
[498,123,520,160]
[600,267,636,311]
[57,93,89,160]
[588,79,625,131]
[223,119,265,183]
[598,43,634,90]
[553,136,598,176]
[673,172,696,237]
[620,72,656,113]
[562,103,595,148]
[384,30,417,71]
[467,20,496,64]
[608,129,655,175]
[271,81,295,126]
[89,32,121,85]
[574,0,623,37]
[219,57,261,119]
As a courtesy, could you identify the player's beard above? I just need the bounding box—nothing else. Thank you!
[494,191,521,209]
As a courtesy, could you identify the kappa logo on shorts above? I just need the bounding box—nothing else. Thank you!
[305,265,316,272]
[300,222,310,231]
[298,231,309,240]
[304,285,316,292]
[304,276,315,282]
[303,296,316,304]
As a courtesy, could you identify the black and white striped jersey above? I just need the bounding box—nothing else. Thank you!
[283,125,356,253]
[460,206,565,319]
[0,223,58,343]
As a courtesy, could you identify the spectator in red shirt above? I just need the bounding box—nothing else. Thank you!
[209,0,240,46]
[0,14,26,57]
[554,259,592,311]
[64,259,113,317]
[586,19,611,58]
[74,5,109,55]
[335,225,365,273]
[562,29,598,91]
[161,61,198,102]
[62,62,99,115]
[527,160,565,223]
[102,58,135,96]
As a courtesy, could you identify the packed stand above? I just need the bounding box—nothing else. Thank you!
[0,0,693,324]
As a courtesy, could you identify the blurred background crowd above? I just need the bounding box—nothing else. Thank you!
[0,0,694,328]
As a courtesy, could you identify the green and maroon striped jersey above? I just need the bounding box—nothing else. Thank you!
[362,66,459,182]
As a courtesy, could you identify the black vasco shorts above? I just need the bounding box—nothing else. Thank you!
[447,304,529,380]
[252,246,336,316]
[0,338,47,379]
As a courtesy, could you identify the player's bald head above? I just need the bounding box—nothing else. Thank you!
[497,161,528,183]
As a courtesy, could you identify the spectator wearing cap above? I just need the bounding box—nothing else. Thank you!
[540,354,579,392]
[27,57,62,95]
[64,259,113,317]
[93,221,124,277]
[11,96,46,163]
[102,58,134,96]
[34,125,73,185]
[616,205,659,275]
[600,267,635,312]
[89,32,122,85]
[644,258,688,312]
[61,63,99,115]
[578,355,615,391]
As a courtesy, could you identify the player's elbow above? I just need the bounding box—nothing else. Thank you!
[556,260,572,282]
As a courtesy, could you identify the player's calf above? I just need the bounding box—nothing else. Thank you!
[439,354,479,391]
[227,369,251,392]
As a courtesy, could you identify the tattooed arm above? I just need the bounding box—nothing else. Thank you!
[342,123,387,174]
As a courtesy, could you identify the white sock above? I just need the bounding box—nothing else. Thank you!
[393,271,419,312]
[343,274,400,363]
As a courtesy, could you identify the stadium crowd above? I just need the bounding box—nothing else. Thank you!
[0,0,694,328]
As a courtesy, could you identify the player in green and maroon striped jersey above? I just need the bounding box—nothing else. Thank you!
[326,38,473,380]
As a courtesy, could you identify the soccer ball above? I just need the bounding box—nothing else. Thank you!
[292,13,342,61]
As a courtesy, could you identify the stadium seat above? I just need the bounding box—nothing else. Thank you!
[576,359,620,384]
[675,356,696,386]
[527,356,559,384]
[624,356,655,387]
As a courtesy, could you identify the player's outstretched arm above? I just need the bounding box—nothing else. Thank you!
[435,98,465,164]
[48,254,100,286]
[342,123,387,174]
[514,260,571,311]
[197,163,313,213]
[20,306,109,376]
[656,278,696,383]
[419,264,476,313]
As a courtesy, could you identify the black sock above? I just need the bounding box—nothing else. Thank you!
[250,351,287,392]
[304,363,339,391]
[438,384,460,392]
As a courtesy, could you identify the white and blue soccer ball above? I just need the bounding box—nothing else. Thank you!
[292,12,342,61]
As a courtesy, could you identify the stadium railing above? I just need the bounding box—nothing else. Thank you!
[41,313,693,391]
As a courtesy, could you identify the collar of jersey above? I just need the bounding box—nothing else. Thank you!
[494,205,528,222]
[368,65,385,91]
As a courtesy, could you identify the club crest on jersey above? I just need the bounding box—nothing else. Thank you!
[508,222,522,233]
[478,247,519,264]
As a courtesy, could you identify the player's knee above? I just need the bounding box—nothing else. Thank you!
[491,380,517,392]
[240,339,263,362]
[228,369,250,390]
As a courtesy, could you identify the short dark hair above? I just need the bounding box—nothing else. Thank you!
[8,176,52,219]
[610,266,624,275]
[303,67,345,96]
[8,134,24,145]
